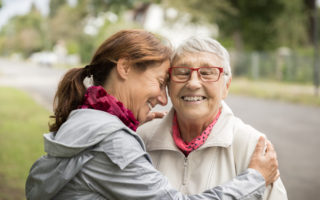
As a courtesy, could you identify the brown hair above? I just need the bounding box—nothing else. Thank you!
[49,29,172,132]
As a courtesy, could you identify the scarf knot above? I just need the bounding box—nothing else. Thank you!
[79,86,139,131]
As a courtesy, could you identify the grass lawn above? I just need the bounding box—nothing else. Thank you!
[230,78,320,106]
[0,87,50,200]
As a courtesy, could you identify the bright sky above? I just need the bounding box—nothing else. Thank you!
[0,0,49,30]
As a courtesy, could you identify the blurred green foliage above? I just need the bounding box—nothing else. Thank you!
[0,87,49,193]
[0,0,319,72]
[165,0,318,51]
[0,0,144,63]
[0,4,48,57]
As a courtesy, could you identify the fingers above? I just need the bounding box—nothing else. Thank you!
[142,111,168,124]
[145,112,155,123]
[266,144,278,167]
[152,111,168,119]
[249,136,281,186]
[266,168,280,186]
[275,169,280,180]
[271,170,280,184]
[265,140,278,165]
[265,139,274,153]
[252,136,266,156]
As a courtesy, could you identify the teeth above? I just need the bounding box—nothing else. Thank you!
[182,96,205,102]
[148,102,153,110]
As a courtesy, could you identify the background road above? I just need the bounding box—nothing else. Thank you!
[1,58,319,200]
[0,59,66,110]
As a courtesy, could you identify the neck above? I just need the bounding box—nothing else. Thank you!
[176,117,209,143]
[176,109,220,143]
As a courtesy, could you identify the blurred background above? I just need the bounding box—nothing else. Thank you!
[0,0,319,200]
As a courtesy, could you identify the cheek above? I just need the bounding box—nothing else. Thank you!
[144,84,161,100]
[168,83,181,97]
[207,85,225,101]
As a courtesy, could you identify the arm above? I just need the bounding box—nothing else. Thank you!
[82,152,266,200]
[232,121,288,200]
[79,131,266,200]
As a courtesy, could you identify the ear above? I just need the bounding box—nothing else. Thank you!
[222,77,232,99]
[116,58,131,80]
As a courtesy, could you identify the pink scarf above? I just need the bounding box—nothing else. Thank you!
[79,86,140,131]
[172,109,221,156]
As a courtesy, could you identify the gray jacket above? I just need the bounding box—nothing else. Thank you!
[26,109,266,200]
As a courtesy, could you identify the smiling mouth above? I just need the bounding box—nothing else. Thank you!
[181,96,206,102]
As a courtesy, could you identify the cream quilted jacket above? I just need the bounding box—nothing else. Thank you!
[137,101,288,199]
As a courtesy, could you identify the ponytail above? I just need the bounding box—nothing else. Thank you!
[49,68,87,132]
[49,29,172,132]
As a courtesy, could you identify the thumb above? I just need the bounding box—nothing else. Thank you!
[152,111,167,119]
[144,112,155,123]
[253,136,266,156]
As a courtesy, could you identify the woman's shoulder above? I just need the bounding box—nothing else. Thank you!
[137,118,163,141]
[97,129,150,170]
[230,117,267,167]
[137,108,174,144]
[232,117,265,144]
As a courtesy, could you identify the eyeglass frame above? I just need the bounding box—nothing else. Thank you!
[168,66,226,83]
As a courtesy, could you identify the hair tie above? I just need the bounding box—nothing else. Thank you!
[83,65,94,89]
[84,65,92,77]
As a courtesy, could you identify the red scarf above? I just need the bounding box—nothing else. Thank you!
[79,86,140,131]
[172,109,221,156]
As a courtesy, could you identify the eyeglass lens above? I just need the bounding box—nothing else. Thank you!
[171,67,220,82]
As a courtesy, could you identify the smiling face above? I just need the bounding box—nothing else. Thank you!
[169,51,230,123]
[126,59,170,123]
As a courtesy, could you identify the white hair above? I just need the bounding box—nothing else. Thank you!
[172,36,232,82]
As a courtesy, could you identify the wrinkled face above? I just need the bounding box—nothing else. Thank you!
[169,52,229,122]
[127,60,170,123]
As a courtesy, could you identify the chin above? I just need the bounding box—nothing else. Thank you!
[136,115,143,123]
[137,111,148,123]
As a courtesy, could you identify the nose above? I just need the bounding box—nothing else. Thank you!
[157,88,168,106]
[186,71,201,90]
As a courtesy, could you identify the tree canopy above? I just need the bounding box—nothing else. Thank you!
[164,0,317,51]
[0,0,318,60]
[0,4,47,56]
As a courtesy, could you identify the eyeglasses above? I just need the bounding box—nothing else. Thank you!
[169,66,224,83]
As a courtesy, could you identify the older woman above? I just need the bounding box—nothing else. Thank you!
[26,30,278,200]
[138,36,287,199]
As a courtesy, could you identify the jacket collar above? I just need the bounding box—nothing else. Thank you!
[45,109,145,157]
[145,108,178,152]
[146,101,235,152]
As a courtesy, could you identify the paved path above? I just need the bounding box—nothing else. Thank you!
[0,58,66,110]
[226,95,320,200]
[1,58,319,200]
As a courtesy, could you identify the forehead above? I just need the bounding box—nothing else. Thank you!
[172,51,223,67]
[145,59,170,77]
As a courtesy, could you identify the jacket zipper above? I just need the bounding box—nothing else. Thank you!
[183,157,188,185]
